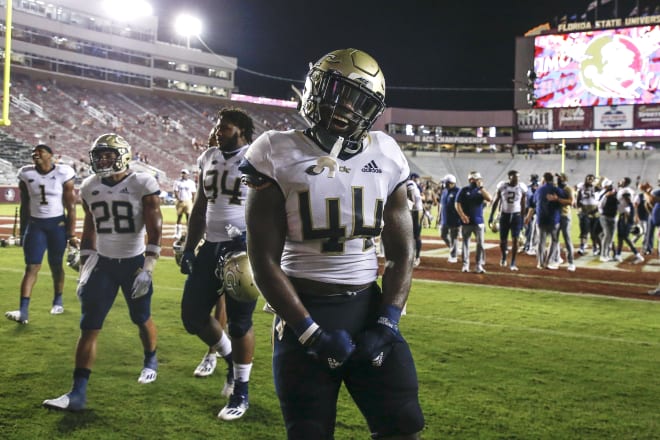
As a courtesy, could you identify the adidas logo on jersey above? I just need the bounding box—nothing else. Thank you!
[361,160,382,173]
[120,187,130,194]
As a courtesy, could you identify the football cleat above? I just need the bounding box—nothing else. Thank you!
[633,254,644,264]
[217,393,249,421]
[413,258,420,268]
[50,305,64,315]
[5,310,28,324]
[137,368,157,384]
[447,256,458,264]
[648,287,660,296]
[461,265,469,273]
[567,264,576,272]
[476,265,486,274]
[43,393,86,412]
[510,265,519,272]
[499,259,507,267]
[546,264,559,270]
[193,352,217,377]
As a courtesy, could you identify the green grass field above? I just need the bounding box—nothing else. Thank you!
[1,245,658,439]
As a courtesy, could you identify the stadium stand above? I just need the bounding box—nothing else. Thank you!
[0,73,307,188]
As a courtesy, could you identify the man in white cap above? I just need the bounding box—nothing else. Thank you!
[438,174,461,263]
[172,169,196,239]
[456,171,492,273]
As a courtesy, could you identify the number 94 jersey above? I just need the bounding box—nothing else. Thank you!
[80,172,160,258]
[244,130,409,285]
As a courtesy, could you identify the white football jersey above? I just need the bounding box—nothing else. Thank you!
[197,146,248,242]
[617,186,635,215]
[173,177,196,201]
[17,164,75,218]
[245,130,410,285]
[496,181,528,214]
[80,172,160,258]
[406,181,423,211]
[576,182,598,207]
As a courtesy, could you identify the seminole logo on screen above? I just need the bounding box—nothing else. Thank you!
[580,35,644,99]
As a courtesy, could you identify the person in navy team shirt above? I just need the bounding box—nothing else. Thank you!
[455,171,492,273]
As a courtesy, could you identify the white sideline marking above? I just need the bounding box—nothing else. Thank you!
[412,314,660,347]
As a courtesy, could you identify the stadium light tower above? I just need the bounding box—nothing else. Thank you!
[174,14,202,49]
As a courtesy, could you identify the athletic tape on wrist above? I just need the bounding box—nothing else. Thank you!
[145,244,161,257]
[79,249,97,257]
[294,317,320,346]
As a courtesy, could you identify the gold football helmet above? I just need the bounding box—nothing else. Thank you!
[300,48,386,147]
[89,133,132,177]
[221,251,261,303]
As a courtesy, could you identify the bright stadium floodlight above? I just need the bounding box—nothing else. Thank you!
[103,0,153,21]
[175,14,202,48]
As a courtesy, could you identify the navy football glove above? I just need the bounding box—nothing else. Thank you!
[180,250,195,275]
[354,305,404,367]
[294,318,355,369]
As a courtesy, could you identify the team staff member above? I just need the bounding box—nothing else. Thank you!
[438,174,461,263]
[456,171,492,273]
[43,134,162,411]
[172,169,196,239]
[241,48,424,439]
[555,173,576,271]
[528,172,564,270]
[6,144,77,324]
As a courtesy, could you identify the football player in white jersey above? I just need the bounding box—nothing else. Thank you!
[614,177,644,263]
[489,170,527,271]
[241,49,424,439]
[180,108,258,421]
[43,134,162,411]
[5,144,77,324]
[172,169,197,238]
[576,174,600,255]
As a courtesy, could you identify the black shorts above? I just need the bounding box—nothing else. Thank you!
[272,284,424,439]
[181,240,256,336]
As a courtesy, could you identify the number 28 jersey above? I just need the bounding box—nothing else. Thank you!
[17,164,75,218]
[243,130,409,285]
[80,172,160,258]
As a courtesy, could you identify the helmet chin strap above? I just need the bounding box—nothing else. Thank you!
[312,135,344,178]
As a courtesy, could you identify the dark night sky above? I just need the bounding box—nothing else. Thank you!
[151,0,648,110]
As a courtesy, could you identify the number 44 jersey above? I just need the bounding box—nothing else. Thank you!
[244,130,410,285]
[79,172,160,258]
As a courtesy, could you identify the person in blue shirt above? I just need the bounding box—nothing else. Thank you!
[527,172,565,270]
[455,171,492,273]
[438,174,461,263]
